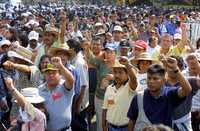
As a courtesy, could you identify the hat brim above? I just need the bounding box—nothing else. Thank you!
[49,47,75,60]
[42,67,59,73]
[15,96,45,104]
[8,51,33,65]
[25,96,45,104]
[132,58,156,65]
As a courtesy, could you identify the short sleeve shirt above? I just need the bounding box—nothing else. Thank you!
[127,87,185,127]
[39,80,74,131]
[103,82,137,125]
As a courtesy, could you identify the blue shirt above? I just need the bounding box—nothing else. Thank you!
[65,64,80,96]
[127,87,185,127]
[39,80,74,131]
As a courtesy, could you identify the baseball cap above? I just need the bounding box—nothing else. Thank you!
[134,40,148,50]
[113,25,123,32]
[173,33,182,40]
[28,31,39,41]
[104,43,117,51]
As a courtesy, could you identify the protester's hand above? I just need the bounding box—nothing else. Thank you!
[4,77,14,90]
[105,74,114,81]
[166,57,179,71]
[51,57,63,68]
[3,61,15,70]
[118,56,129,66]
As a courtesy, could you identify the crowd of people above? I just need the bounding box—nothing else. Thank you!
[0,2,200,131]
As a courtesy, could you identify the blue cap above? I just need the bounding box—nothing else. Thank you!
[104,43,117,51]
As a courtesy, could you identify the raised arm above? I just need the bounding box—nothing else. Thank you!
[119,56,138,90]
[3,60,31,73]
[177,23,188,50]
[51,57,74,90]
[4,77,26,108]
[166,57,192,97]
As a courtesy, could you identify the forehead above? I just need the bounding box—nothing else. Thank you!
[147,73,164,78]
[44,70,59,74]
[113,67,126,72]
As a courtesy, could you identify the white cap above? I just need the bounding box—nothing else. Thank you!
[0,40,11,47]
[173,33,182,40]
[28,31,39,41]
[113,25,123,32]
[95,22,103,27]
[25,20,39,27]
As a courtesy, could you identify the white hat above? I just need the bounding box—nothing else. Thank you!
[7,51,33,65]
[25,20,39,27]
[94,22,103,27]
[20,88,45,104]
[173,33,182,40]
[28,31,39,41]
[0,40,11,47]
[113,25,123,32]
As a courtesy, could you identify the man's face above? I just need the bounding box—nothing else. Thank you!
[147,73,165,93]
[113,31,122,41]
[104,49,116,62]
[120,47,129,56]
[111,13,118,21]
[92,40,102,54]
[29,40,37,49]
[134,47,145,58]
[187,58,199,76]
[55,51,69,65]
[113,68,128,85]
[173,39,181,46]
[161,36,171,50]
[44,70,60,85]
[43,32,55,46]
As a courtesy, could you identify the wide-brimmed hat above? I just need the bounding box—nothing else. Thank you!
[132,52,155,65]
[49,41,75,60]
[44,24,58,36]
[42,63,59,72]
[18,88,45,104]
[7,51,33,65]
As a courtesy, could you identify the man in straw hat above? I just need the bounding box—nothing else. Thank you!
[102,56,138,131]
[39,56,74,131]
[33,14,59,66]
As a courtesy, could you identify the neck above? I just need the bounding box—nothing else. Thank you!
[149,89,162,97]
[167,77,178,85]
[160,48,169,54]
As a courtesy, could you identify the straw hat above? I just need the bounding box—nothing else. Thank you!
[49,41,75,60]
[112,60,126,69]
[44,24,59,36]
[132,52,155,65]
[7,51,33,65]
[20,88,45,104]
